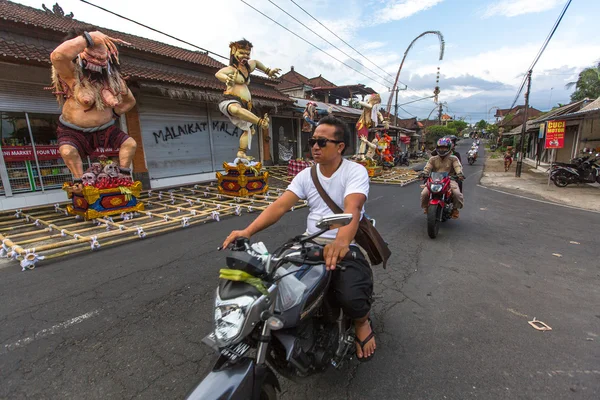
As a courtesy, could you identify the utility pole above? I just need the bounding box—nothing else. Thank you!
[394,86,399,126]
[515,70,532,177]
[438,103,443,125]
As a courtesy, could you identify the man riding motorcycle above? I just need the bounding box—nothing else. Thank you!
[467,147,478,161]
[420,137,465,218]
[222,115,376,361]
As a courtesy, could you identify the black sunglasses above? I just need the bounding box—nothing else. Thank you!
[309,137,343,147]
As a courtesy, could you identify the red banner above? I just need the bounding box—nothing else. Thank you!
[1,145,119,162]
[545,120,565,149]
[399,136,411,144]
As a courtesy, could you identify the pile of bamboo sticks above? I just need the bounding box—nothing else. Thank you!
[0,183,307,271]
[370,168,420,186]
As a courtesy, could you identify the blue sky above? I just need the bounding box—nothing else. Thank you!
[13,0,600,122]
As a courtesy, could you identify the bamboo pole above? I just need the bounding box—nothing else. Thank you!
[0,234,26,256]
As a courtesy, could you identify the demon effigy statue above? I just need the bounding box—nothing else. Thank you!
[215,39,281,161]
[301,101,318,159]
[50,30,144,219]
[50,30,137,191]
[356,94,389,138]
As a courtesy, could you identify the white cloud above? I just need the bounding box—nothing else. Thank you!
[483,0,563,18]
[374,0,444,24]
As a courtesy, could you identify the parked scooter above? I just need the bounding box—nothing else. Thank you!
[187,214,367,400]
[394,151,410,167]
[550,154,600,187]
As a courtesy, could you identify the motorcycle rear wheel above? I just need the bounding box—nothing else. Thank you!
[552,171,569,187]
[427,204,440,239]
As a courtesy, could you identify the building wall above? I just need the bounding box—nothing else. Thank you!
[577,116,600,153]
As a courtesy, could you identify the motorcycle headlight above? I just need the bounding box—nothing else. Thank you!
[214,294,255,347]
[430,183,443,193]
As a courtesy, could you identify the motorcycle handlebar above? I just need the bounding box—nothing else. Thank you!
[304,246,356,263]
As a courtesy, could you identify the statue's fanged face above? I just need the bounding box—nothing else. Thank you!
[232,46,251,66]
[80,46,110,73]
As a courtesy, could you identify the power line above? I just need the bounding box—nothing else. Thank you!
[399,106,416,117]
[239,0,390,88]
[80,0,229,60]
[507,0,572,110]
[288,0,398,83]
[79,0,350,95]
[267,0,395,86]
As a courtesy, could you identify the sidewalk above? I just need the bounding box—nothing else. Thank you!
[480,155,600,212]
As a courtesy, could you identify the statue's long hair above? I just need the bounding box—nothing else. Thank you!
[50,26,126,110]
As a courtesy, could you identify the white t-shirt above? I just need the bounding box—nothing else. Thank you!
[286,159,370,239]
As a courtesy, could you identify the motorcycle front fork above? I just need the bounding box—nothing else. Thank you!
[332,310,355,368]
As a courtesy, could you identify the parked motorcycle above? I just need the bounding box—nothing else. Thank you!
[394,151,410,167]
[187,214,365,400]
[550,154,600,187]
[423,172,455,239]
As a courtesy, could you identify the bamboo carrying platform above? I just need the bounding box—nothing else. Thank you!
[265,165,419,187]
[0,183,307,271]
[370,168,420,186]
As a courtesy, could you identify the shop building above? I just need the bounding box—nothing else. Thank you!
[0,0,290,210]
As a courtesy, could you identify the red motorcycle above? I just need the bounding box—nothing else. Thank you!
[424,172,455,239]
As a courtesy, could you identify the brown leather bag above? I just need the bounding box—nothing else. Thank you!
[310,166,391,268]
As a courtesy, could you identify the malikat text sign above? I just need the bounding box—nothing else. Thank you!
[545,120,565,149]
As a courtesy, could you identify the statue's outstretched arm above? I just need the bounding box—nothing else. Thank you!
[249,60,281,78]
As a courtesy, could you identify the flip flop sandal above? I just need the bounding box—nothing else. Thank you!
[355,319,376,363]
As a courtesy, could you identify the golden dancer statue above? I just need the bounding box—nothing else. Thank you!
[215,39,281,161]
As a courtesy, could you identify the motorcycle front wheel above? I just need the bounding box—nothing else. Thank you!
[427,204,440,239]
[552,171,569,187]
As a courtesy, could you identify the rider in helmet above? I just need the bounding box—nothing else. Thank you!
[420,137,465,218]
[431,135,462,164]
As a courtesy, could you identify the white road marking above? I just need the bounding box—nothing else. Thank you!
[1,309,101,355]
[477,184,600,214]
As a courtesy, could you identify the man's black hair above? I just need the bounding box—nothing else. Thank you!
[317,115,348,155]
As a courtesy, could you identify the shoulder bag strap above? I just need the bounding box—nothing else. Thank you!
[310,165,343,214]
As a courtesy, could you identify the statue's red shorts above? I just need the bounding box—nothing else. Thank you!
[57,120,130,158]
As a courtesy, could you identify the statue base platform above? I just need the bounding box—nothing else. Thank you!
[216,161,269,197]
[355,160,383,177]
[63,181,145,220]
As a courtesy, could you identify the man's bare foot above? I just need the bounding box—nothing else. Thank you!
[354,318,376,359]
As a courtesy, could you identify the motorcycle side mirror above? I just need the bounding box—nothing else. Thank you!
[316,214,353,230]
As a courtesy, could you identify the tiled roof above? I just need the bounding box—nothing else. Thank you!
[277,69,312,90]
[307,75,335,87]
[0,0,226,69]
[396,118,420,130]
[534,98,597,122]
[0,35,291,103]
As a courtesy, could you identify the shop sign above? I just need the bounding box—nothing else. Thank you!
[2,145,119,161]
[545,120,565,149]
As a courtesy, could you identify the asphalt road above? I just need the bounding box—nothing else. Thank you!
[1,140,599,400]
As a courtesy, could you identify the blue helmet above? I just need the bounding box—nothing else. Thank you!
[436,137,452,157]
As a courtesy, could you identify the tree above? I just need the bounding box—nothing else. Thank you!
[475,119,487,130]
[566,62,600,102]
[446,120,468,133]
[425,125,457,145]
